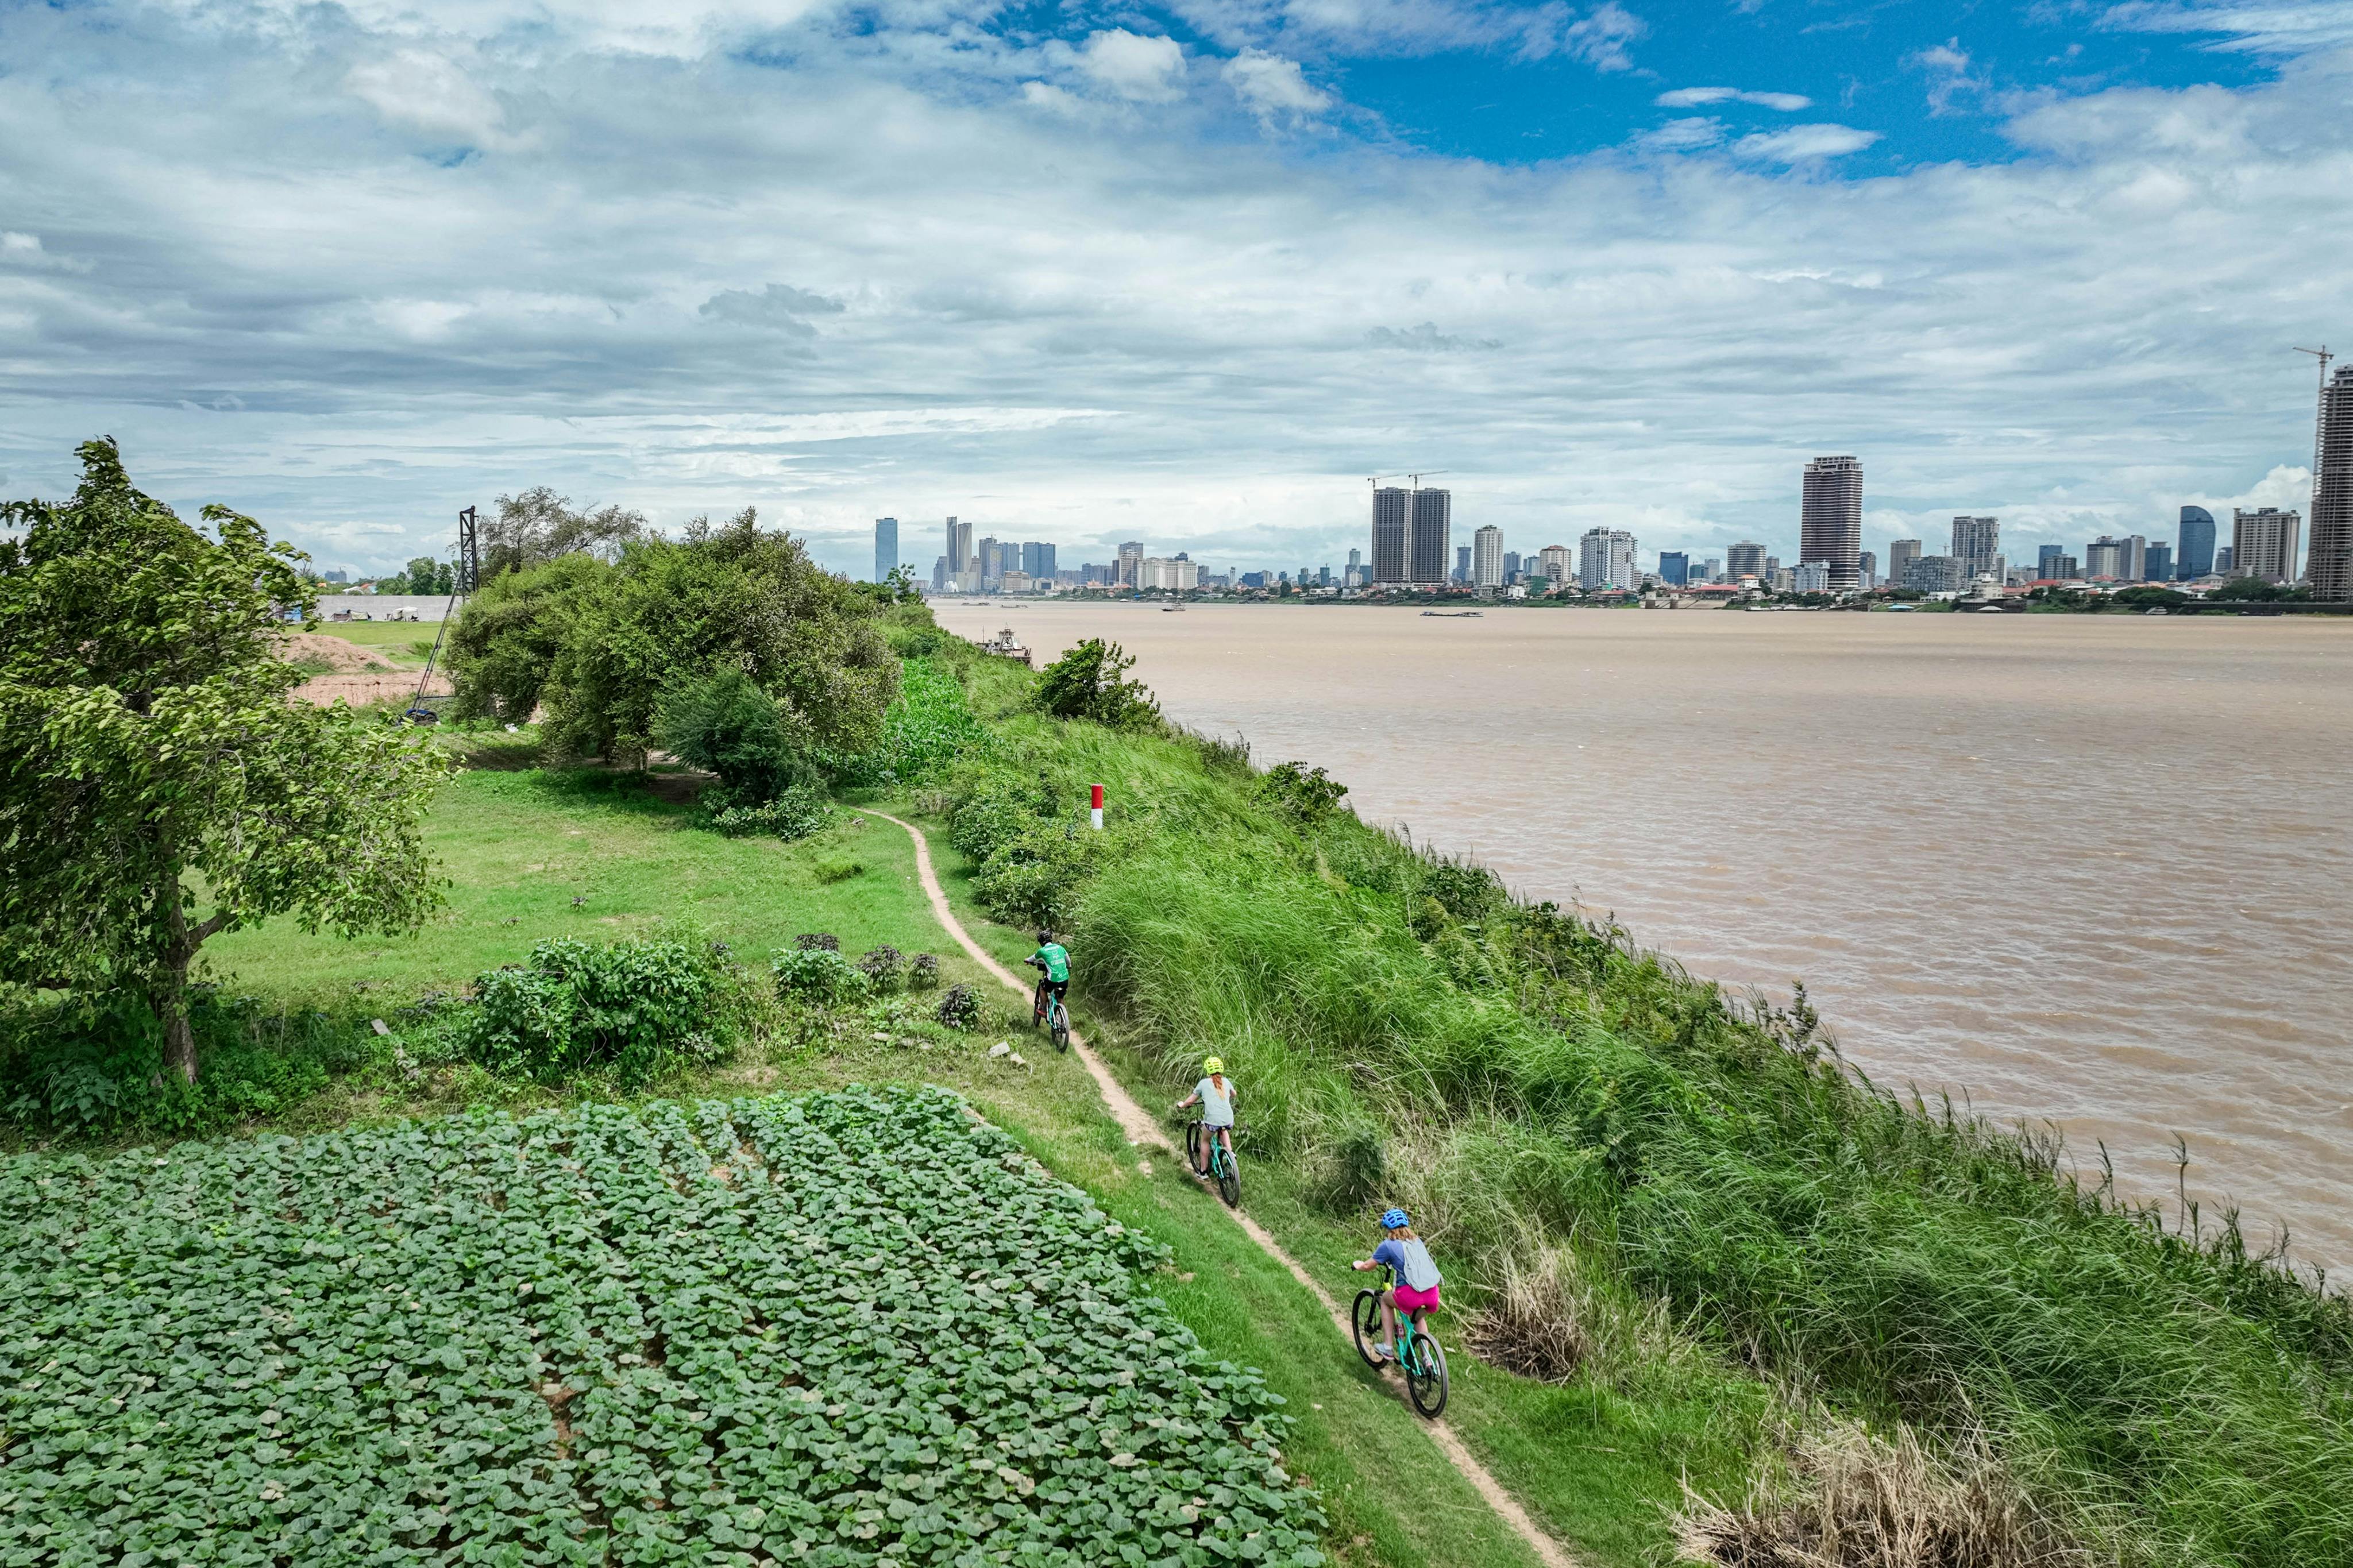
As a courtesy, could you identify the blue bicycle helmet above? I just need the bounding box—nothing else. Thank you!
[1380,1208,1410,1230]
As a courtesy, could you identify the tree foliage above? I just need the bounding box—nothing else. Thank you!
[0,439,453,1080]
[374,555,457,595]
[480,485,647,581]
[654,668,818,805]
[1033,638,1162,730]
[446,507,898,769]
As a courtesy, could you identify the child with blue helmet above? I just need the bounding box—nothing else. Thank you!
[1351,1207,1442,1365]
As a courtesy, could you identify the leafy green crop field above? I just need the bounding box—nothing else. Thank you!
[1,1086,1324,1567]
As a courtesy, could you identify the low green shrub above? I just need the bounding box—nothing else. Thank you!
[464,936,736,1086]
[813,857,863,884]
[655,668,820,804]
[707,781,831,839]
[772,947,870,1005]
[857,945,905,992]
[935,982,983,1031]
[825,657,993,786]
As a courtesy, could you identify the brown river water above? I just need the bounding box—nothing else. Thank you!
[938,601,2353,1279]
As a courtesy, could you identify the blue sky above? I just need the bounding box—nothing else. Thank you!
[2,0,2348,577]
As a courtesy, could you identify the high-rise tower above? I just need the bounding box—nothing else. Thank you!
[1950,516,2000,582]
[1410,489,1452,584]
[1800,455,1864,593]
[2310,366,2353,601]
[1371,488,1409,585]
[945,516,972,579]
[2177,506,2216,579]
[873,517,898,584]
[1472,526,1504,588]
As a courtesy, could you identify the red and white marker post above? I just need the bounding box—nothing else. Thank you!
[1090,783,1104,831]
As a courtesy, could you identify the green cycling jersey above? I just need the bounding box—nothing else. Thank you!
[1030,942,1070,983]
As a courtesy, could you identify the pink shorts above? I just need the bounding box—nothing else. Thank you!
[1394,1283,1440,1315]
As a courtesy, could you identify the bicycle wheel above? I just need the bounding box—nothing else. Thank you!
[1185,1121,1204,1176]
[1050,1005,1070,1053]
[1216,1152,1241,1208]
[1406,1327,1449,1419]
[1351,1291,1386,1368]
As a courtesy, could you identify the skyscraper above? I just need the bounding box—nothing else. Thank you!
[1887,538,1922,588]
[2037,544,2066,580]
[977,536,1003,590]
[1409,489,1452,584]
[1950,516,1999,582]
[1021,542,1056,580]
[1454,544,1472,584]
[1800,455,1864,592]
[1578,527,1637,591]
[2215,546,2235,574]
[1857,549,1875,589]
[1726,540,1766,580]
[1538,544,1572,585]
[2177,505,2217,578]
[1117,540,1145,586]
[1657,550,1689,586]
[2233,508,2301,583]
[873,517,898,584]
[1473,526,1504,588]
[2144,542,2173,582]
[2310,366,2353,601]
[946,516,972,580]
[1371,488,1409,584]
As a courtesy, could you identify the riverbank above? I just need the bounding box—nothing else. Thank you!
[7,604,2349,1566]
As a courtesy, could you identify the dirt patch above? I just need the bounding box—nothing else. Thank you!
[280,631,399,673]
[296,672,439,707]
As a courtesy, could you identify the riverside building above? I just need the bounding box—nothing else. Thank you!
[873,517,898,584]
[1726,541,1766,580]
[2177,506,2217,579]
[2311,366,2353,600]
[1473,525,1505,588]
[1579,527,1637,592]
[1800,455,1864,592]
[1410,489,1452,584]
[1371,488,1409,585]
[2232,508,2301,584]
[1951,516,2000,583]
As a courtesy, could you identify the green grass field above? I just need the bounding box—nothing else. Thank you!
[305,617,445,667]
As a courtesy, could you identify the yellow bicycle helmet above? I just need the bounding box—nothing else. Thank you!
[1202,1056,1225,1073]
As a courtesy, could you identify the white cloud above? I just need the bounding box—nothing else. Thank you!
[1222,49,1330,121]
[1733,123,1882,161]
[1638,116,1724,151]
[1909,38,1988,115]
[1655,86,1811,110]
[344,50,515,148]
[1065,29,1187,102]
[2100,1,2353,55]
[1559,2,1644,69]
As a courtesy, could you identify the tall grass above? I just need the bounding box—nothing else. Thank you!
[947,663,2353,1567]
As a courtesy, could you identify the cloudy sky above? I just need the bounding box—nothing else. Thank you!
[2,0,2347,580]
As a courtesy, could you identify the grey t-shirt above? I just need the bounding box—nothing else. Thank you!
[1194,1076,1236,1127]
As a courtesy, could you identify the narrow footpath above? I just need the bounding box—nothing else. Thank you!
[859,808,1578,1568]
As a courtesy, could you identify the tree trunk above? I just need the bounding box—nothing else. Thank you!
[157,883,199,1085]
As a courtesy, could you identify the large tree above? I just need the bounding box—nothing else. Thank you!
[448,505,898,766]
[1,440,454,1082]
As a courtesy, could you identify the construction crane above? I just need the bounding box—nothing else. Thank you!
[1365,471,1451,488]
[2297,346,2332,519]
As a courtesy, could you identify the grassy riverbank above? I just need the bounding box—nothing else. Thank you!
[935,648,2353,1568]
[9,605,2350,1567]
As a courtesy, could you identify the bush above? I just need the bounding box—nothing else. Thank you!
[813,858,863,885]
[935,982,983,1031]
[909,952,941,989]
[708,782,831,839]
[1033,639,1160,730]
[464,937,734,1086]
[948,773,1105,927]
[826,658,992,787]
[658,669,819,805]
[772,947,869,1005]
[795,932,840,952]
[1259,760,1347,825]
[858,946,905,992]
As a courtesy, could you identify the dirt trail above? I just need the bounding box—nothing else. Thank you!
[858,806,1578,1568]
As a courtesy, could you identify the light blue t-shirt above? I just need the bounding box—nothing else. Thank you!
[1194,1076,1236,1127]
[1374,1237,1441,1292]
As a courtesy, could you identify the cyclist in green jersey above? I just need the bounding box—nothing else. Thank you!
[1025,930,1070,1018]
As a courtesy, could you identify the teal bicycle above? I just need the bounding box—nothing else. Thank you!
[1185,1119,1242,1208]
[1353,1264,1449,1418]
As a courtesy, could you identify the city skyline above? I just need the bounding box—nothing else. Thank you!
[6,3,2345,584]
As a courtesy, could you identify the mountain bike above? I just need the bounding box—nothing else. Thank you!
[1352,1264,1449,1419]
[1029,977,1070,1053]
[1185,1119,1242,1208]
